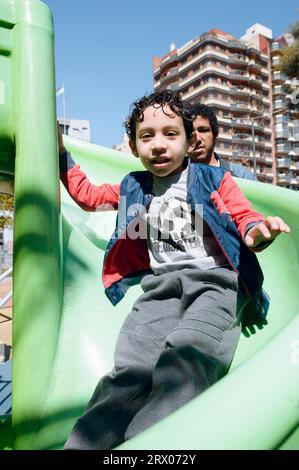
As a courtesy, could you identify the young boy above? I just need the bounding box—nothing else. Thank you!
[60,90,290,450]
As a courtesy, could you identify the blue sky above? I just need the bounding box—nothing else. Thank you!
[44,0,298,148]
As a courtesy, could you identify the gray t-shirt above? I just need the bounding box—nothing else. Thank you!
[144,167,228,274]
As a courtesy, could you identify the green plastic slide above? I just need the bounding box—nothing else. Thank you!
[0,0,299,450]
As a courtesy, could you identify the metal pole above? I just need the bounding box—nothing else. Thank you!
[251,119,257,179]
[63,81,66,135]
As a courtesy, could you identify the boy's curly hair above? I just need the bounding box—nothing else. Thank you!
[191,103,219,139]
[124,90,193,143]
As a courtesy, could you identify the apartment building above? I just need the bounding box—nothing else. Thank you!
[271,34,299,190]
[58,118,91,142]
[112,133,131,153]
[153,24,298,189]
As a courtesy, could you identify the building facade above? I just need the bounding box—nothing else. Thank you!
[270,34,299,189]
[153,24,299,189]
[58,118,91,142]
[112,133,132,153]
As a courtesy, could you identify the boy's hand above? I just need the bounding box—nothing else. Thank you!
[245,216,290,248]
[57,121,67,155]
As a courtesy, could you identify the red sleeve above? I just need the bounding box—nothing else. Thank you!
[217,171,264,240]
[61,164,120,212]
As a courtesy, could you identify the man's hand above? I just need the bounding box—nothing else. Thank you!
[57,121,67,155]
[245,216,290,248]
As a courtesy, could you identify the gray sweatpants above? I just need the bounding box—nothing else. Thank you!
[65,267,242,450]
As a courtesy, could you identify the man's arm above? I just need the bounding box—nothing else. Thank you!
[229,162,256,181]
[58,123,120,212]
[217,171,290,251]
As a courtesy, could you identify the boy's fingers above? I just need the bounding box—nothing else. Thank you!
[245,223,271,246]
[254,223,272,239]
[265,216,291,234]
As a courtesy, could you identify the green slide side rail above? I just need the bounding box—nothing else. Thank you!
[0,0,299,450]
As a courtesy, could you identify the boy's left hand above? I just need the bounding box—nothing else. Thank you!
[245,216,290,248]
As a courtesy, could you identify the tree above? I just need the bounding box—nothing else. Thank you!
[280,41,299,79]
[279,20,299,114]
[0,195,14,229]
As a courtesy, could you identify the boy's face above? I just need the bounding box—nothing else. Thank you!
[130,105,189,177]
[188,116,215,163]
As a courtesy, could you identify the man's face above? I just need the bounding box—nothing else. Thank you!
[188,116,215,164]
[130,105,188,177]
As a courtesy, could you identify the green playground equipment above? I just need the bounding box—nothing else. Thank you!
[0,0,299,451]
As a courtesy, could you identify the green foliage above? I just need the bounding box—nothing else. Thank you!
[0,195,14,229]
[280,41,299,79]
[290,20,299,40]
[278,20,299,114]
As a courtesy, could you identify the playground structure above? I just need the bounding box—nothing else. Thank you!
[0,0,299,450]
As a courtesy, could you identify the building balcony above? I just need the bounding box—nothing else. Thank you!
[214,147,232,158]
[217,132,232,140]
[275,130,289,139]
[271,42,282,52]
[276,144,291,154]
[202,97,231,109]
[232,151,266,162]
[288,148,299,157]
[273,99,288,110]
[277,158,291,168]
[289,177,299,186]
[231,102,250,112]
[228,40,247,51]
[264,142,272,150]
[250,107,264,117]
[232,135,265,146]
[272,72,287,83]
[262,96,270,105]
[256,170,267,180]
[168,83,180,92]
[229,54,248,66]
[254,139,266,147]
[231,118,263,132]
[180,65,229,88]
[273,85,285,96]
[277,173,291,184]
[179,49,229,73]
[249,76,262,87]
[255,153,267,163]
[230,87,250,97]
[159,68,179,85]
[265,172,274,180]
[232,150,250,159]
[265,155,273,164]
[248,60,262,72]
[261,67,269,76]
[232,134,251,143]
[159,53,178,69]
[230,74,250,83]
[250,91,263,102]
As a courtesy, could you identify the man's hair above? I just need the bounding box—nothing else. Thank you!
[124,90,193,143]
[192,103,219,139]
